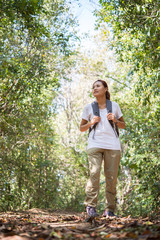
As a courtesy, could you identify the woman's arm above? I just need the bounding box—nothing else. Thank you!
[80,116,101,132]
[116,116,126,129]
[80,119,91,132]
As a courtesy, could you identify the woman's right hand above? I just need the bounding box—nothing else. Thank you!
[80,116,101,132]
[90,116,101,125]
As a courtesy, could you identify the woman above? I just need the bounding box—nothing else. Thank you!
[80,80,125,218]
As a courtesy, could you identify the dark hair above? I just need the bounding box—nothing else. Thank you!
[93,80,110,100]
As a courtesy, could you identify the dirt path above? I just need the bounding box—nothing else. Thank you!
[0,208,160,239]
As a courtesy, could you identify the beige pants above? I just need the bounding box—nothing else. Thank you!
[84,148,121,212]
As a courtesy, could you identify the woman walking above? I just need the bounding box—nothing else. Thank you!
[80,80,125,218]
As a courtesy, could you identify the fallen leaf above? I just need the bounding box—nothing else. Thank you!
[50,230,62,238]
[106,233,118,238]
[126,232,138,238]
[70,226,76,229]
[1,236,28,240]
[105,233,111,238]
[142,229,152,235]
[146,221,153,225]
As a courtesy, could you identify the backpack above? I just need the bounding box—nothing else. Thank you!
[89,99,119,138]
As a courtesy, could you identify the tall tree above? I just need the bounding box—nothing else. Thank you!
[0,0,77,210]
[96,0,160,215]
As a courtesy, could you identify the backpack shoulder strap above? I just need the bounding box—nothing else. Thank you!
[106,99,112,113]
[106,99,114,129]
[106,99,119,137]
[91,101,100,116]
[89,101,99,137]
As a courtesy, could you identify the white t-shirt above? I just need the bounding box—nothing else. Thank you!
[81,101,123,150]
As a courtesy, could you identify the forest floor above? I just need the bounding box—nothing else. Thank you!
[0,208,160,240]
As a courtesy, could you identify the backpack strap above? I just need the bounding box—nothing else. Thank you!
[106,99,119,137]
[92,101,99,116]
[88,101,99,137]
[106,99,114,128]
[106,99,112,113]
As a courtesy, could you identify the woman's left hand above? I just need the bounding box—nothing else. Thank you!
[107,113,117,123]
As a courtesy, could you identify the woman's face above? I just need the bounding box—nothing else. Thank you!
[92,81,107,97]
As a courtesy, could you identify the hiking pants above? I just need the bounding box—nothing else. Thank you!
[84,148,121,212]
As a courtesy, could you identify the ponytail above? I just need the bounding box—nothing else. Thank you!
[106,90,110,100]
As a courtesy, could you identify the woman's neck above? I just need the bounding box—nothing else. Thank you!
[96,96,106,109]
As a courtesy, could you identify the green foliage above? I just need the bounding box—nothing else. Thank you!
[54,146,88,211]
[0,0,77,211]
[97,0,160,95]
[97,0,160,216]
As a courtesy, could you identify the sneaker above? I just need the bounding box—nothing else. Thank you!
[103,210,116,218]
[86,206,99,217]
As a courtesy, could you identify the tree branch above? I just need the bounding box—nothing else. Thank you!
[104,74,132,89]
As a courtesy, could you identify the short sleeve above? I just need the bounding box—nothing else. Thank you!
[116,103,123,119]
[81,104,90,121]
